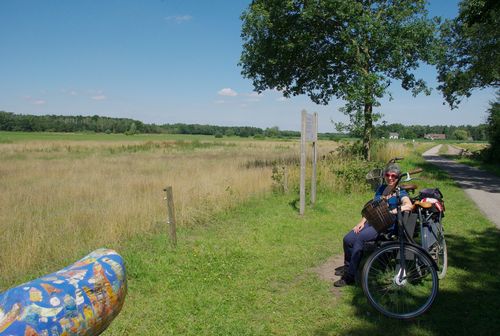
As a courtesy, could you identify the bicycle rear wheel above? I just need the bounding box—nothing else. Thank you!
[430,227,447,279]
[424,220,448,279]
[361,244,439,319]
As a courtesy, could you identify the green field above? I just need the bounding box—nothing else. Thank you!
[103,152,500,335]
[0,131,237,143]
[1,132,498,335]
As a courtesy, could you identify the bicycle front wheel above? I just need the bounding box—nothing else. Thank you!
[361,244,439,319]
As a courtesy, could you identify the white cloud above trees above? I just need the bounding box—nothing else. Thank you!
[218,88,238,97]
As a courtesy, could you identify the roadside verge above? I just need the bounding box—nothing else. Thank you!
[423,145,500,229]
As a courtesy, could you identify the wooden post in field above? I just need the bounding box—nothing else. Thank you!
[164,186,177,247]
[283,166,288,193]
[300,110,318,215]
[311,112,318,205]
[300,110,307,215]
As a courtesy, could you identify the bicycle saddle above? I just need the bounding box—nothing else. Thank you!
[413,200,433,208]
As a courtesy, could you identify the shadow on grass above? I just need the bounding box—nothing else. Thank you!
[413,159,455,186]
[289,197,300,211]
[315,228,500,336]
[421,155,500,193]
[315,157,500,335]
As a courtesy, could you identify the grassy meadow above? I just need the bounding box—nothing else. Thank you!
[103,144,499,336]
[1,133,499,335]
[0,132,338,287]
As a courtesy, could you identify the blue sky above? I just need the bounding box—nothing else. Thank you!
[0,0,496,132]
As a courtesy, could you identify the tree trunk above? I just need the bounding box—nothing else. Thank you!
[363,103,373,161]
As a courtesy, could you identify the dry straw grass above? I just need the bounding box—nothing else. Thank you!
[0,139,337,288]
[371,141,413,163]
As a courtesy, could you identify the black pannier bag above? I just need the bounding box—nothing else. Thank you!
[417,188,445,216]
[418,188,444,201]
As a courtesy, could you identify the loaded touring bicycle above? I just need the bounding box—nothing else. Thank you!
[360,159,447,319]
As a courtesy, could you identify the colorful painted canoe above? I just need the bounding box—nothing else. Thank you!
[0,248,127,336]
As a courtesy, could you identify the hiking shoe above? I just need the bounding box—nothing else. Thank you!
[334,265,346,272]
[334,269,345,276]
[333,277,354,287]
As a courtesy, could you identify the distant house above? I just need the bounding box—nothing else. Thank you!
[389,132,399,139]
[424,133,446,140]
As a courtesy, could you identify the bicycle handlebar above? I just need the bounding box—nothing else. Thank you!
[388,157,404,164]
[408,168,423,175]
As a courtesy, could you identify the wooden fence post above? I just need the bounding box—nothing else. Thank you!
[164,186,177,247]
[283,166,288,193]
[300,110,307,215]
[311,112,318,205]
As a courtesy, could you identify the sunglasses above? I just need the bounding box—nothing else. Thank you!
[385,173,399,179]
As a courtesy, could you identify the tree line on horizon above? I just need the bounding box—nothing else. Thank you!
[0,110,489,141]
[0,111,274,138]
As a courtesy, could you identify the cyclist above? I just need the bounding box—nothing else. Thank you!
[334,163,413,287]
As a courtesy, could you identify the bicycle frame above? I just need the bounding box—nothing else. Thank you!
[393,175,439,281]
[416,206,444,248]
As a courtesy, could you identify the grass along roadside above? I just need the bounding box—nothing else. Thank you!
[452,143,500,177]
[435,142,500,177]
[454,157,500,177]
[103,154,500,335]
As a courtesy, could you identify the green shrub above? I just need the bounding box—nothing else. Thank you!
[485,99,500,163]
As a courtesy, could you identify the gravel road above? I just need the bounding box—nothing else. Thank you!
[423,144,500,229]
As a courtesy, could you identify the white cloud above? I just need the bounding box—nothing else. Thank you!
[91,95,107,101]
[166,15,193,24]
[243,92,262,102]
[214,100,225,104]
[61,89,78,96]
[22,96,46,105]
[218,88,238,97]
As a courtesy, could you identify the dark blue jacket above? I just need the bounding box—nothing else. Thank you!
[374,184,409,210]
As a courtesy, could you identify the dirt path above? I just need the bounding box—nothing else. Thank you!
[312,254,345,297]
[423,144,500,229]
[441,144,463,155]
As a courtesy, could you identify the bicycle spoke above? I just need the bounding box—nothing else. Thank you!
[362,244,438,319]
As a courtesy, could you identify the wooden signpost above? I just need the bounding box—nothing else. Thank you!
[300,110,318,215]
[164,186,177,247]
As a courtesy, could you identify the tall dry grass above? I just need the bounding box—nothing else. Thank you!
[0,139,338,288]
[371,141,413,163]
[307,141,416,194]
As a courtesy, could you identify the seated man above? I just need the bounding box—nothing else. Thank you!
[334,163,413,287]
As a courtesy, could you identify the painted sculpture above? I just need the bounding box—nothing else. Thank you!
[0,248,127,335]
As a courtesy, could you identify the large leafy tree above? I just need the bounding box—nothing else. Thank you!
[437,0,499,108]
[240,0,439,160]
[485,98,500,162]
[436,0,499,162]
